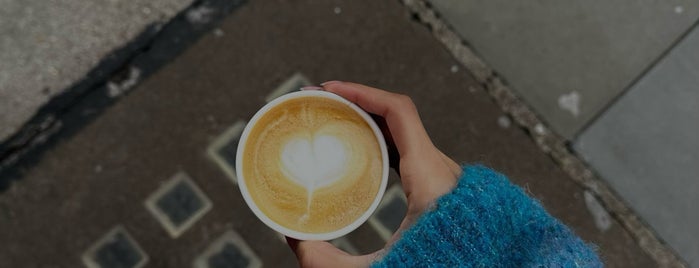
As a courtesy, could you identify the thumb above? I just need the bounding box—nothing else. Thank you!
[286,237,377,268]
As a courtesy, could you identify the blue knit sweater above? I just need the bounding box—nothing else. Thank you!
[372,165,602,267]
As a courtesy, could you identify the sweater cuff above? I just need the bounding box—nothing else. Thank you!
[371,165,601,267]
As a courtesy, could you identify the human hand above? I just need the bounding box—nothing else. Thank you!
[286,81,461,267]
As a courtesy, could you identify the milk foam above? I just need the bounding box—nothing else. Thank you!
[280,135,348,191]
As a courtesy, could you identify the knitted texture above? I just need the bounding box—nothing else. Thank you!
[372,165,602,267]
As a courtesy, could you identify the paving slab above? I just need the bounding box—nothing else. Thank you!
[0,0,193,141]
[0,0,656,267]
[575,25,699,267]
[428,0,699,138]
[81,226,148,268]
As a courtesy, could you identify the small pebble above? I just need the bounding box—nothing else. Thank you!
[497,116,511,129]
[534,123,546,135]
[674,5,684,14]
[213,28,224,37]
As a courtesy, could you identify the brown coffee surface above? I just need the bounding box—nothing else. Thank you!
[242,96,383,233]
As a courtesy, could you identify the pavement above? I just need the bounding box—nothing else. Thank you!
[428,0,699,139]
[0,0,688,267]
[575,26,699,266]
[428,0,699,265]
[0,0,193,142]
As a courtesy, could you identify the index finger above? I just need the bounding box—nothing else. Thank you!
[322,81,433,157]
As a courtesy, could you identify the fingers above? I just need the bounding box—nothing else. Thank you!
[286,237,376,268]
[322,81,434,157]
[323,81,459,206]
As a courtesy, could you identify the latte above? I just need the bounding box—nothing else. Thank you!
[238,93,385,235]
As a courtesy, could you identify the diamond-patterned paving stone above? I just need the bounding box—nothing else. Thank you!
[145,172,212,238]
[375,196,407,234]
[82,226,147,268]
[194,230,261,268]
[369,184,407,241]
[94,233,141,268]
[156,180,204,226]
[207,121,247,185]
[217,138,239,169]
[208,244,250,268]
[264,72,312,102]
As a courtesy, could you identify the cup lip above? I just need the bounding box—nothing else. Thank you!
[236,90,389,241]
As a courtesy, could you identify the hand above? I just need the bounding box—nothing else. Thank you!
[287,82,461,267]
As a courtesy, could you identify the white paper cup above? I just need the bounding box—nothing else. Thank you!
[236,90,389,241]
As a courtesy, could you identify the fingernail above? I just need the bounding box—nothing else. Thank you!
[300,86,324,91]
[320,80,342,86]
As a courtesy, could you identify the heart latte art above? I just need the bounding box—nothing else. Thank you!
[241,97,383,233]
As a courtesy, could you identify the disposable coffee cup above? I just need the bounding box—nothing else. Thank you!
[236,90,389,240]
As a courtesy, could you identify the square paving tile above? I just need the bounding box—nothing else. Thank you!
[207,120,247,185]
[82,226,148,268]
[193,230,262,268]
[575,26,699,266]
[369,184,407,241]
[264,72,312,103]
[429,0,699,138]
[145,172,212,238]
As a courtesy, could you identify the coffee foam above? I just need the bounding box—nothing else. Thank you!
[281,133,348,191]
[242,97,382,233]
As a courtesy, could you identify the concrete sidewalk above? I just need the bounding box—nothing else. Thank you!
[427,0,698,265]
[0,0,671,267]
[0,0,192,142]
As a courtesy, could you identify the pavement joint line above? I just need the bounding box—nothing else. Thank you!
[399,0,686,266]
[369,183,407,242]
[573,17,699,139]
[81,225,148,268]
[193,229,262,268]
[0,0,248,192]
[144,171,213,239]
[207,120,247,185]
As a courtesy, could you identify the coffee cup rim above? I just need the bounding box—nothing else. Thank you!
[236,90,390,241]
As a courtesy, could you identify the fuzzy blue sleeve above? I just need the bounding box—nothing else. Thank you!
[372,165,602,267]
